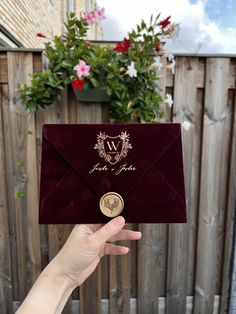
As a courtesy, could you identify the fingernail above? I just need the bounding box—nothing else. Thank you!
[115,216,125,225]
[136,231,142,238]
[124,247,129,253]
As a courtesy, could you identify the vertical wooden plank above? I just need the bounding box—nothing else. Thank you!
[101,251,109,300]
[111,223,138,306]
[77,100,102,124]
[43,88,74,314]
[193,58,232,314]
[130,223,138,299]
[80,264,102,313]
[4,51,33,299]
[159,56,170,121]
[10,51,41,292]
[137,57,169,314]
[2,51,41,301]
[77,100,102,314]
[33,53,43,73]
[24,111,42,284]
[8,53,41,290]
[220,87,236,314]
[166,57,203,313]
[5,51,41,299]
[101,98,136,308]
[1,82,20,300]
[0,84,13,313]
[138,225,165,313]
[32,52,50,272]
[229,237,236,314]
[66,86,81,303]
[0,52,8,83]
[35,109,49,271]
[67,85,78,124]
[110,234,131,314]
[44,89,70,262]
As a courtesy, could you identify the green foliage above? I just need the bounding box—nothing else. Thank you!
[15,191,25,199]
[17,159,25,168]
[18,10,174,122]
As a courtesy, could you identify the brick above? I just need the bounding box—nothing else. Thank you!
[0,0,102,48]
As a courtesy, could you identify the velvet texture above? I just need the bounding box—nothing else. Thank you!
[39,124,187,224]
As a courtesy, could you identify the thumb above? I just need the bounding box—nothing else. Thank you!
[92,216,125,246]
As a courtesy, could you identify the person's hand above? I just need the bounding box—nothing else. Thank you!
[16,216,141,314]
[51,216,141,288]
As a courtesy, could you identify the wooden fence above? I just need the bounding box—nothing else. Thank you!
[0,49,236,314]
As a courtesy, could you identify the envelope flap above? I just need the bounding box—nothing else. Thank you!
[43,124,181,197]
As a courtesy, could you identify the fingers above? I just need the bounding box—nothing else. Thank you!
[108,229,142,242]
[91,216,125,246]
[103,243,129,256]
[86,224,103,233]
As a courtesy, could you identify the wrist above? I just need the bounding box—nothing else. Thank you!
[16,258,77,314]
[44,259,77,292]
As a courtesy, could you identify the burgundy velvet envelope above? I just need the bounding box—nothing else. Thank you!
[39,124,187,224]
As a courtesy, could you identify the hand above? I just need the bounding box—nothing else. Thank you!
[16,216,141,314]
[51,216,141,288]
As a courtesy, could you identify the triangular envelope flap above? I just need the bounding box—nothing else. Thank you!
[154,133,186,201]
[40,135,71,201]
[43,124,181,196]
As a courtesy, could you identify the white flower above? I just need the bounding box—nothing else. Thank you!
[172,23,181,39]
[182,120,191,131]
[167,53,175,62]
[127,61,137,77]
[171,60,176,74]
[164,94,173,108]
[153,56,163,71]
[166,59,176,74]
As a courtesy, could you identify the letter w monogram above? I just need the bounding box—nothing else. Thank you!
[106,141,120,151]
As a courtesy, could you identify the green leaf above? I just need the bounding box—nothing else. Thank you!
[90,77,98,87]
[15,191,25,198]
[17,159,25,168]
[154,13,161,26]
[69,12,75,18]
[141,20,146,29]
[53,63,63,72]
[23,129,33,136]
[150,14,153,25]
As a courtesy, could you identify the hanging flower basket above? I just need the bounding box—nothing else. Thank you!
[72,85,111,103]
[18,8,178,122]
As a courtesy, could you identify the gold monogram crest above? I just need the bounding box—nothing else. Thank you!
[94,131,132,165]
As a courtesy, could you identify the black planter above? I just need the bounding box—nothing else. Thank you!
[73,87,111,103]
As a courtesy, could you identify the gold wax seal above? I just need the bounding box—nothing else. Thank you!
[99,192,124,217]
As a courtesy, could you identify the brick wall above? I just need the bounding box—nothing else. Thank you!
[0,0,103,48]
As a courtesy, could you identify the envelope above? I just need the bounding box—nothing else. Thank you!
[39,124,187,224]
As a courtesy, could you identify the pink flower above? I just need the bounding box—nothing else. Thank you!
[94,6,105,20]
[84,11,95,25]
[74,60,90,78]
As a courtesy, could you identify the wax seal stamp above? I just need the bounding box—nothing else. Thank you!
[99,192,124,217]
